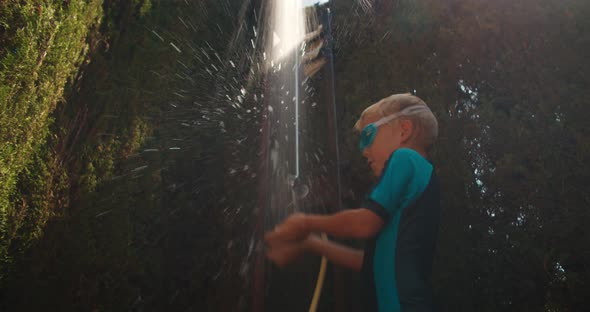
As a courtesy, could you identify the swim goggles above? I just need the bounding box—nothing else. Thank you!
[359,105,432,151]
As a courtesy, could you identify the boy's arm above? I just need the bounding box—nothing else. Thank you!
[304,235,364,272]
[306,208,384,238]
[265,208,384,245]
[266,235,364,271]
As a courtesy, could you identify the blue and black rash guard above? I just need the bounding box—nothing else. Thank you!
[362,148,440,312]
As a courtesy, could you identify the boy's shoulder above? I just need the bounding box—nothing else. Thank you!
[379,148,433,188]
[391,147,426,160]
[387,148,432,170]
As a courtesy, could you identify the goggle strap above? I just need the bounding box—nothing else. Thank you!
[372,105,431,127]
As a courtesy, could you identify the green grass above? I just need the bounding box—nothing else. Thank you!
[0,0,103,276]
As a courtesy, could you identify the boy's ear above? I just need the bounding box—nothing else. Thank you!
[399,119,414,143]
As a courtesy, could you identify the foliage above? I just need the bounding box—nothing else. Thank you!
[2,0,246,309]
[0,0,103,278]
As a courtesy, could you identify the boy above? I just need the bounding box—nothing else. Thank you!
[265,93,440,312]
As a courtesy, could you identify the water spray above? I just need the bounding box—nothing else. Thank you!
[253,1,335,311]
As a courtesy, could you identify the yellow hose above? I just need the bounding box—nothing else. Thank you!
[308,233,328,312]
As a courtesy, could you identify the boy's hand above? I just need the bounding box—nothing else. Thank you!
[265,213,310,246]
[266,240,307,268]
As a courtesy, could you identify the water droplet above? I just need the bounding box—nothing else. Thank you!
[151,30,164,42]
[132,165,148,172]
[170,42,182,53]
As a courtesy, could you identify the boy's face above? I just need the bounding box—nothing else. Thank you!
[360,113,409,176]
[362,114,413,177]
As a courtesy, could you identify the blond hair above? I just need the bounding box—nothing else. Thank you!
[354,93,438,150]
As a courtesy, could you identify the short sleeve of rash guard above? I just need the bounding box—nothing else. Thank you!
[365,148,432,222]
